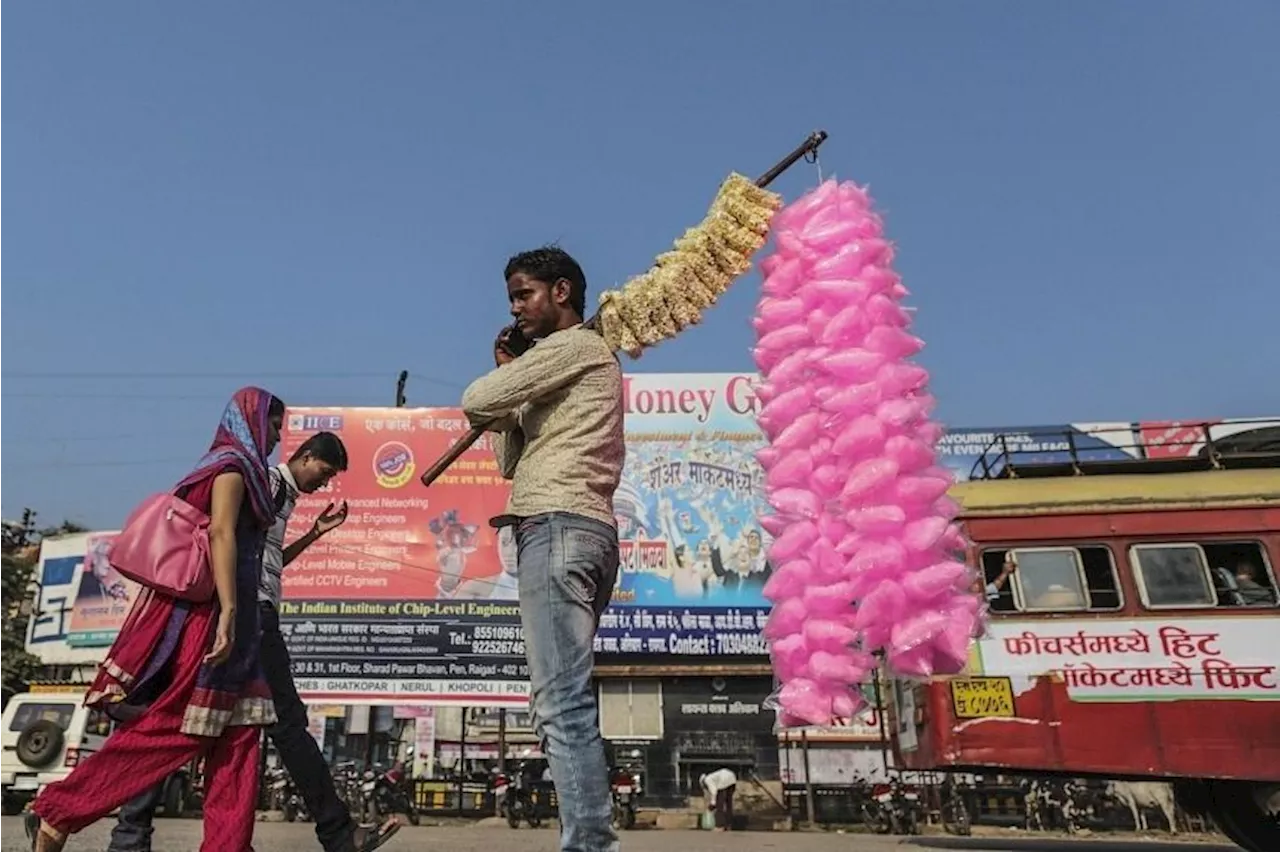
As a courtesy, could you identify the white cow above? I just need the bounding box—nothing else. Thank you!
[1107,781,1177,834]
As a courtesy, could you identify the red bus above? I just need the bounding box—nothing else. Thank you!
[888,428,1280,851]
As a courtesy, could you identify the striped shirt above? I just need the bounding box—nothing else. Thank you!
[258,463,299,608]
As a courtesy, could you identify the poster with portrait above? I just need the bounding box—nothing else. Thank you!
[595,374,773,657]
[65,532,136,648]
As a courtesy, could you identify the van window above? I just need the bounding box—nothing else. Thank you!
[1132,541,1277,609]
[982,546,1122,613]
[8,702,76,732]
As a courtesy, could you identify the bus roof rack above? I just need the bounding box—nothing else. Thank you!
[969,420,1280,481]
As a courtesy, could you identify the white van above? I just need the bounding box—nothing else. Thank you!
[1,687,112,815]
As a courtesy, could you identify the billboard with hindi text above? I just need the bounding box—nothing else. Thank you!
[27,380,1274,707]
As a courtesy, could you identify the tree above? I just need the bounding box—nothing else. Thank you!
[38,520,88,538]
[0,512,86,704]
[2,552,40,705]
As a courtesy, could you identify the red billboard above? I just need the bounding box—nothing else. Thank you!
[280,407,526,706]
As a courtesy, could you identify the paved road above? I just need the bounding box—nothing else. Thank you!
[0,819,1238,852]
[0,818,1239,852]
[912,838,1235,852]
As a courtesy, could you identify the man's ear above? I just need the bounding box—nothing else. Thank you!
[551,278,573,307]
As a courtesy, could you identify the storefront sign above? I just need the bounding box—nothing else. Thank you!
[662,676,776,733]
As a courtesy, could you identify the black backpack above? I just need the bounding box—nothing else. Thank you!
[270,468,290,517]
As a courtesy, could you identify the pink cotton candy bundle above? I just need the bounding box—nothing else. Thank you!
[755,179,982,727]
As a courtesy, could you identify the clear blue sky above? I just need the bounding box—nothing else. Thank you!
[4,1,1278,529]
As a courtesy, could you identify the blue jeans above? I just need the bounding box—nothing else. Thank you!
[516,512,620,852]
[108,783,162,852]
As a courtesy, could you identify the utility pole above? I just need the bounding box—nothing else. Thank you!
[395,371,408,408]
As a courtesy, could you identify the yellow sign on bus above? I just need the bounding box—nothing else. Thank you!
[950,677,1016,719]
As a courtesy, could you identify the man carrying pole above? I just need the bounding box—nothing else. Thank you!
[460,245,624,852]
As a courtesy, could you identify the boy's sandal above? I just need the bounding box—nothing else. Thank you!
[355,817,402,851]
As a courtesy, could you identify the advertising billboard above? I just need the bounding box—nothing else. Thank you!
[277,391,1279,704]
[277,376,775,702]
[601,373,771,658]
[25,531,131,665]
[33,376,1272,705]
[277,407,527,706]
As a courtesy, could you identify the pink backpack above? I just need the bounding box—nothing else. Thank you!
[108,493,214,602]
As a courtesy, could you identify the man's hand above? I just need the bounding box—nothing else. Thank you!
[313,501,349,535]
[494,326,520,367]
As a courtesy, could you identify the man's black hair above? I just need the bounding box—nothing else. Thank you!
[504,245,587,318]
[291,431,349,470]
[1236,560,1260,578]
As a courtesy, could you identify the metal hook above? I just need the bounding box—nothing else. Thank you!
[805,144,824,184]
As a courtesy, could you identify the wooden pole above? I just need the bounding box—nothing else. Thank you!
[801,729,816,826]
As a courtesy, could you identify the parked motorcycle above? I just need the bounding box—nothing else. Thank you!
[861,780,922,835]
[942,786,972,836]
[609,766,640,830]
[368,761,419,826]
[160,766,192,819]
[332,761,370,821]
[494,762,546,829]
[266,766,311,823]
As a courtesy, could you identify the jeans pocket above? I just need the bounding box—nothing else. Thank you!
[556,527,615,608]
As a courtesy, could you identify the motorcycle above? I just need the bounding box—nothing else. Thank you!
[495,763,545,829]
[266,767,310,823]
[358,767,379,824]
[942,778,973,836]
[861,780,922,835]
[368,761,420,826]
[609,766,641,830]
[332,760,363,814]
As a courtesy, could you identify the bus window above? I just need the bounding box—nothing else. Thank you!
[1080,547,1123,609]
[980,551,1018,613]
[1012,548,1088,611]
[980,546,1121,613]
[1130,543,1216,608]
[1198,541,1276,608]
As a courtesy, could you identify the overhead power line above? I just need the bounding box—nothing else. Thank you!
[1,458,195,471]
[3,370,386,378]
[1,370,465,388]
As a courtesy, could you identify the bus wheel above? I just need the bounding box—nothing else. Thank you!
[1207,780,1279,852]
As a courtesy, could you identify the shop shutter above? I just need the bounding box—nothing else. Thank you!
[599,680,633,739]
[628,680,663,738]
[598,679,664,739]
